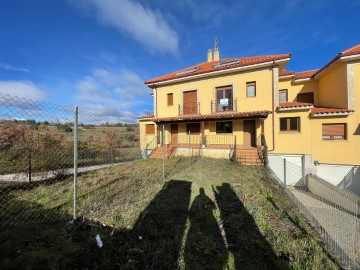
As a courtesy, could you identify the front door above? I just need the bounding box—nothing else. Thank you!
[243,120,256,147]
[183,90,197,115]
[170,124,178,145]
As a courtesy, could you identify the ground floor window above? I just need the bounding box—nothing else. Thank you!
[145,124,155,135]
[322,123,346,140]
[280,117,300,132]
[186,123,200,134]
[216,121,233,133]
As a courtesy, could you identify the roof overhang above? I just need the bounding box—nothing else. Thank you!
[146,58,291,88]
[311,112,353,117]
[154,111,271,123]
[314,53,360,79]
[277,105,314,112]
[279,74,294,80]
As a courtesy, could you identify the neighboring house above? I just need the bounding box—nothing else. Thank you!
[138,44,360,182]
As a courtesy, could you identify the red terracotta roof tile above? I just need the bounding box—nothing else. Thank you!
[145,54,291,85]
[294,70,319,80]
[313,43,360,78]
[311,107,354,115]
[154,110,271,122]
[279,69,295,77]
[278,102,313,109]
[138,113,155,120]
[340,44,360,57]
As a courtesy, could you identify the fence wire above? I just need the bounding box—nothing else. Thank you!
[0,94,141,227]
[268,154,360,269]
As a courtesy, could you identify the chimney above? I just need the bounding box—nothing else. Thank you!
[213,47,220,61]
[207,49,213,62]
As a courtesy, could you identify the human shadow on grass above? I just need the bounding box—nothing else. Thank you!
[115,179,192,270]
[184,188,228,270]
[213,183,289,270]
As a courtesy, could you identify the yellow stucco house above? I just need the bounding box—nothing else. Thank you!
[138,44,360,181]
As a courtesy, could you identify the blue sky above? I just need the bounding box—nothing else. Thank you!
[0,0,359,122]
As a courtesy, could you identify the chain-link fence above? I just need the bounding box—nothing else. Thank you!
[0,94,141,227]
[268,154,360,269]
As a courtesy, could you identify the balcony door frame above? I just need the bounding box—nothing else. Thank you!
[182,89,198,115]
[215,84,234,112]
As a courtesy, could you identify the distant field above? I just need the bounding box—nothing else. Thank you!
[0,158,340,269]
[0,123,141,175]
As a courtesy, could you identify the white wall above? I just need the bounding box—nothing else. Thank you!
[316,164,360,197]
[268,154,303,186]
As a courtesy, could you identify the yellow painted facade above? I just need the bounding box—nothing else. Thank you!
[318,63,348,109]
[155,67,273,118]
[139,47,360,166]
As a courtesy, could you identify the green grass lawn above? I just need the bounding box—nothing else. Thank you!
[0,157,340,269]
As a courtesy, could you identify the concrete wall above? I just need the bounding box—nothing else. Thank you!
[306,174,360,215]
[316,164,360,197]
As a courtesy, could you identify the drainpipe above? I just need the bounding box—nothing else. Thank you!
[270,60,275,151]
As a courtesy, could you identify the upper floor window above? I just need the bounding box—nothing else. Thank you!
[216,121,233,133]
[167,93,173,106]
[246,82,256,97]
[216,85,233,112]
[280,117,300,132]
[297,92,314,103]
[145,124,155,135]
[279,89,288,103]
[322,123,346,140]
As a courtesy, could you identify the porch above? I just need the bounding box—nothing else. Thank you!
[145,117,268,165]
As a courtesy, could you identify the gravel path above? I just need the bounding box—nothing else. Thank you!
[0,162,128,183]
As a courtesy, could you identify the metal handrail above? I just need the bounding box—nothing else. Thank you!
[211,99,237,113]
[145,136,157,151]
[178,102,200,115]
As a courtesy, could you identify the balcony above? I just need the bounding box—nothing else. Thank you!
[178,102,200,115]
[211,99,237,114]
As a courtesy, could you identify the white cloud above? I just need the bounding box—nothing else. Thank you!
[74,0,179,55]
[0,62,29,72]
[75,68,151,123]
[0,81,47,101]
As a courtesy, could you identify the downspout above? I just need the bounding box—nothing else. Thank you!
[270,60,275,151]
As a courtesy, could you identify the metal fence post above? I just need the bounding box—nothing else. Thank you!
[162,124,165,180]
[28,152,32,183]
[301,154,306,188]
[73,106,78,220]
[283,158,287,189]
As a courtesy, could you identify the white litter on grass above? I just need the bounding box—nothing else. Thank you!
[138,236,143,240]
[95,234,103,248]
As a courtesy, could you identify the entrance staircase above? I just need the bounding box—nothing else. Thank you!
[150,145,177,159]
[236,147,265,166]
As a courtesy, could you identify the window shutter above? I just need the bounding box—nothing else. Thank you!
[146,124,155,135]
[167,93,173,106]
[322,124,345,136]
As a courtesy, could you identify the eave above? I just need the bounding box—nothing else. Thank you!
[146,58,290,88]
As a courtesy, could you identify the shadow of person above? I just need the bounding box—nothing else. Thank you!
[184,188,228,270]
[213,183,285,270]
[119,179,192,270]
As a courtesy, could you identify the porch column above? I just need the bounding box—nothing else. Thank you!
[260,118,265,146]
[201,121,205,147]
[157,124,161,146]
